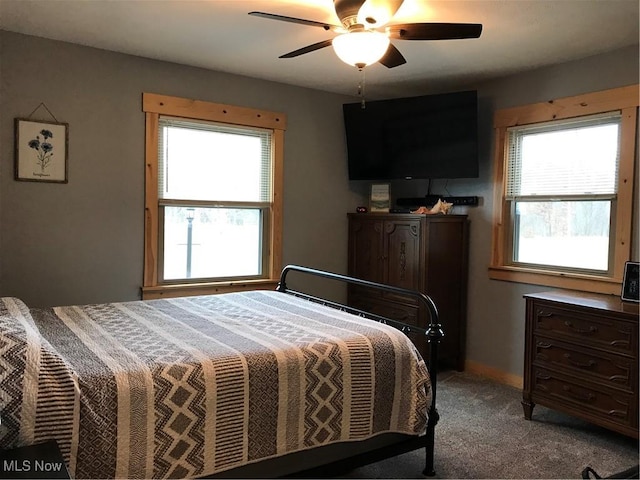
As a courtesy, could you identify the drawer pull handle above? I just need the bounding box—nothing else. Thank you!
[564,321,598,335]
[536,341,552,348]
[562,385,595,403]
[563,353,597,369]
[607,409,627,418]
[537,311,554,318]
[609,374,629,383]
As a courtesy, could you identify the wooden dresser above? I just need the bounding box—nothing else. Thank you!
[347,213,469,370]
[522,290,639,438]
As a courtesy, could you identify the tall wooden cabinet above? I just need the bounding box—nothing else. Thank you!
[347,213,469,370]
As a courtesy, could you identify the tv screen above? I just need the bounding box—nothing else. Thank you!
[343,90,479,180]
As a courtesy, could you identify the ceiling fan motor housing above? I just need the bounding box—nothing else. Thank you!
[334,0,405,29]
[334,0,365,29]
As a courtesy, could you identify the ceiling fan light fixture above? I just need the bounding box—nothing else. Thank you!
[332,31,390,68]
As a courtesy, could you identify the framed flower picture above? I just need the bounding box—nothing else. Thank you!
[15,118,69,183]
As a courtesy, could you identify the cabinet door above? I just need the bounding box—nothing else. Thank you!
[348,217,384,288]
[424,217,468,370]
[383,219,422,294]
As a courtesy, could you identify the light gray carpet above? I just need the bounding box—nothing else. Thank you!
[344,371,638,479]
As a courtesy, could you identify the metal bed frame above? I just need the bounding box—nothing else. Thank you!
[275,265,443,477]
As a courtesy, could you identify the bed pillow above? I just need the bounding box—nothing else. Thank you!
[0,310,39,448]
[0,297,36,327]
[0,307,76,455]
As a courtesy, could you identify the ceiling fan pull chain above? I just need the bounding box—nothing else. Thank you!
[358,67,366,109]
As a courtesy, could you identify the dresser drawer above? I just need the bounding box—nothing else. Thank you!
[532,304,636,354]
[532,367,635,428]
[348,285,421,307]
[348,294,430,361]
[532,335,635,391]
[348,295,420,326]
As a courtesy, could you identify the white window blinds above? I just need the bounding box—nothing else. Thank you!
[506,112,621,199]
[158,116,273,202]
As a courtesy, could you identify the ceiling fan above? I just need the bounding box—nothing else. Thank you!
[249,0,482,69]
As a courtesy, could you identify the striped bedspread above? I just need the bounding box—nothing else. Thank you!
[0,291,430,479]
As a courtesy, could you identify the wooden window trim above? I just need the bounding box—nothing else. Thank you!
[141,93,286,299]
[489,85,638,295]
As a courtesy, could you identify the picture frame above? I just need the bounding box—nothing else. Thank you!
[621,261,639,303]
[15,118,69,183]
[370,183,390,213]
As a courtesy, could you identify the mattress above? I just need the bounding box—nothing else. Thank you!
[0,291,431,479]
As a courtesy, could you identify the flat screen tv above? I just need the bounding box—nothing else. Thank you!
[343,90,479,180]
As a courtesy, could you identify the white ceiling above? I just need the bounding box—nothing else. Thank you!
[1,0,638,99]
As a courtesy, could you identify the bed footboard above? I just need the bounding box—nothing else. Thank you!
[276,264,443,476]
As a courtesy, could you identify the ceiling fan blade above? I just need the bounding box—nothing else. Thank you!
[379,43,406,68]
[279,39,334,58]
[248,11,340,31]
[388,23,483,40]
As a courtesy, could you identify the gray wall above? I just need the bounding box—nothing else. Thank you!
[390,44,640,378]
[0,31,358,308]
[467,45,639,378]
[1,31,637,379]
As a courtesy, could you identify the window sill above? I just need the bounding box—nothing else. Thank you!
[488,265,622,295]
[141,279,280,300]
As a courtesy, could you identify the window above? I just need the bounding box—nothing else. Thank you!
[507,113,620,273]
[159,118,272,281]
[490,85,638,294]
[142,94,286,299]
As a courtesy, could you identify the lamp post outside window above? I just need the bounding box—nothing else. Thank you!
[186,208,195,278]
